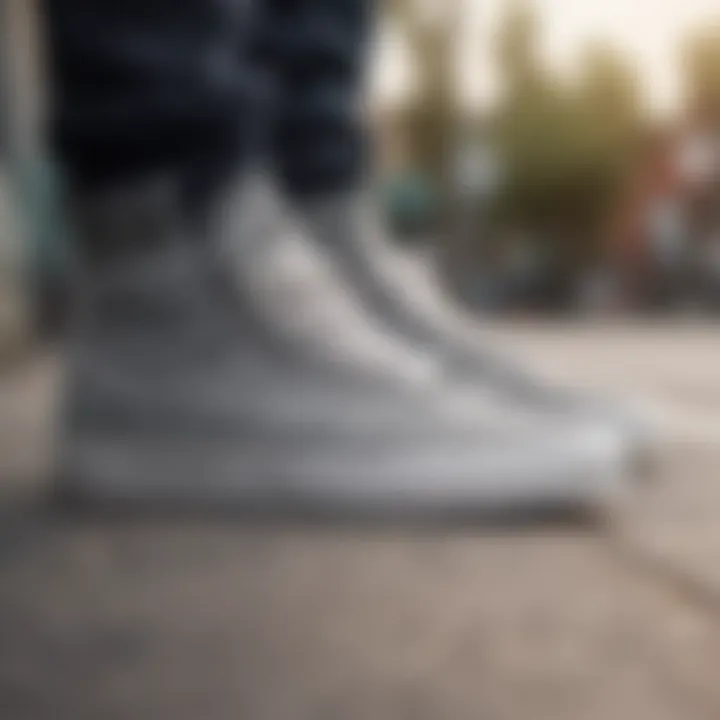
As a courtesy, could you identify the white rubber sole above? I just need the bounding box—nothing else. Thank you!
[57,431,628,517]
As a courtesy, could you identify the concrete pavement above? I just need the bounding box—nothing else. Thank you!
[3,325,720,719]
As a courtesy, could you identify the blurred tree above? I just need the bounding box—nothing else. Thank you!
[495,0,543,98]
[384,0,461,192]
[492,2,644,290]
[383,0,647,307]
[573,44,644,241]
[682,24,720,127]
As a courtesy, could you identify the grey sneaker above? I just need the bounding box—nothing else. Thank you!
[57,177,627,515]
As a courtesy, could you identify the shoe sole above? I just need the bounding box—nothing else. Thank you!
[56,433,628,519]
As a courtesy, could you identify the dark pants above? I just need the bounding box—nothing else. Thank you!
[45,0,370,200]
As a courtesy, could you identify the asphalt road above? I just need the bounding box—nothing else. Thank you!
[3,324,720,720]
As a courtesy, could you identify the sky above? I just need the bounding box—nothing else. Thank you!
[373,0,720,115]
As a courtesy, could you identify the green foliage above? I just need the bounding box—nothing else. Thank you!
[384,0,459,189]
[386,0,647,275]
[495,0,543,96]
[682,24,720,126]
[493,6,645,272]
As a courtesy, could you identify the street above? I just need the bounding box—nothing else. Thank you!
[3,323,720,719]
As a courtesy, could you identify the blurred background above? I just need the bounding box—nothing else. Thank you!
[372,0,720,315]
[5,0,720,355]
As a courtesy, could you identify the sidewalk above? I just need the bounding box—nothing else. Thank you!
[3,328,720,719]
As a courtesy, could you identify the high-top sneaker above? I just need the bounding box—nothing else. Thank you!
[57,176,627,514]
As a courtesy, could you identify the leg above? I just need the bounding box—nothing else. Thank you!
[264,0,371,199]
[45,0,260,214]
